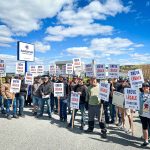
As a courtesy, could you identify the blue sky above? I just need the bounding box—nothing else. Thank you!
[0,0,150,72]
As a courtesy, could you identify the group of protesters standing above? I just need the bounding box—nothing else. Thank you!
[0,74,150,147]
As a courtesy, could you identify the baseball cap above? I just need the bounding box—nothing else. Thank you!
[142,82,150,87]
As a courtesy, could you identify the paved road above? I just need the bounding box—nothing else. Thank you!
[0,108,149,150]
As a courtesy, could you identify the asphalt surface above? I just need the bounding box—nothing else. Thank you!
[0,107,149,150]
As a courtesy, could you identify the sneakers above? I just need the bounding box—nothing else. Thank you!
[7,115,12,120]
[37,114,43,118]
[80,125,85,130]
[19,114,25,118]
[13,115,19,119]
[141,141,149,147]
[85,128,93,133]
[116,122,122,127]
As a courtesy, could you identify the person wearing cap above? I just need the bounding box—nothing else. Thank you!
[57,75,69,122]
[85,77,107,138]
[139,82,150,147]
[37,75,52,118]
[67,77,87,130]
[32,76,42,116]
[1,77,18,119]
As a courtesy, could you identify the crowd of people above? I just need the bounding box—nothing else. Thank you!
[0,74,150,147]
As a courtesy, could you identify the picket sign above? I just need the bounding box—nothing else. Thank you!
[16,62,25,75]
[128,69,144,88]
[66,63,73,75]
[85,64,94,77]
[70,91,80,128]
[25,72,34,85]
[112,91,124,108]
[54,83,64,97]
[10,79,21,93]
[108,64,120,79]
[49,65,56,75]
[96,64,106,79]
[99,82,110,102]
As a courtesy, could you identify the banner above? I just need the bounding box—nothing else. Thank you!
[108,64,120,79]
[10,79,21,93]
[124,88,140,110]
[16,62,25,75]
[128,69,144,88]
[70,91,80,109]
[29,65,37,75]
[66,63,73,74]
[0,59,5,76]
[37,65,44,75]
[85,64,94,77]
[54,83,64,97]
[73,58,81,67]
[96,64,106,79]
[49,65,56,75]
[112,91,124,108]
[99,82,110,102]
[25,72,34,85]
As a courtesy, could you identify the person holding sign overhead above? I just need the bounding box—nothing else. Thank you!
[139,82,150,147]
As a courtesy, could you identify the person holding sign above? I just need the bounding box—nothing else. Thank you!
[139,82,150,147]
[1,77,18,119]
[85,77,107,138]
[56,75,69,122]
[15,75,27,118]
[67,77,87,130]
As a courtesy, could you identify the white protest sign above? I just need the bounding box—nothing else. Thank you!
[25,72,34,85]
[66,63,73,74]
[29,65,37,75]
[49,65,56,75]
[96,64,106,79]
[62,65,66,75]
[70,91,80,109]
[124,88,140,110]
[37,65,44,75]
[10,79,21,93]
[0,60,5,76]
[16,62,25,75]
[85,64,94,77]
[54,83,64,97]
[99,82,110,102]
[56,66,61,76]
[112,91,124,108]
[108,64,120,79]
[73,58,81,67]
[17,41,34,61]
[128,69,144,88]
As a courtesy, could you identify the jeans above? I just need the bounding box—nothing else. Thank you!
[0,95,5,111]
[4,98,17,115]
[16,95,25,115]
[69,103,86,126]
[39,98,51,116]
[32,96,41,106]
[50,94,58,112]
[60,99,67,120]
[104,101,110,123]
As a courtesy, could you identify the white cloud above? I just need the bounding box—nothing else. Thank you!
[45,0,130,41]
[66,37,144,58]
[58,0,130,26]
[34,41,51,53]
[0,25,15,47]
[45,24,113,41]
[0,0,71,35]
[130,53,150,62]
